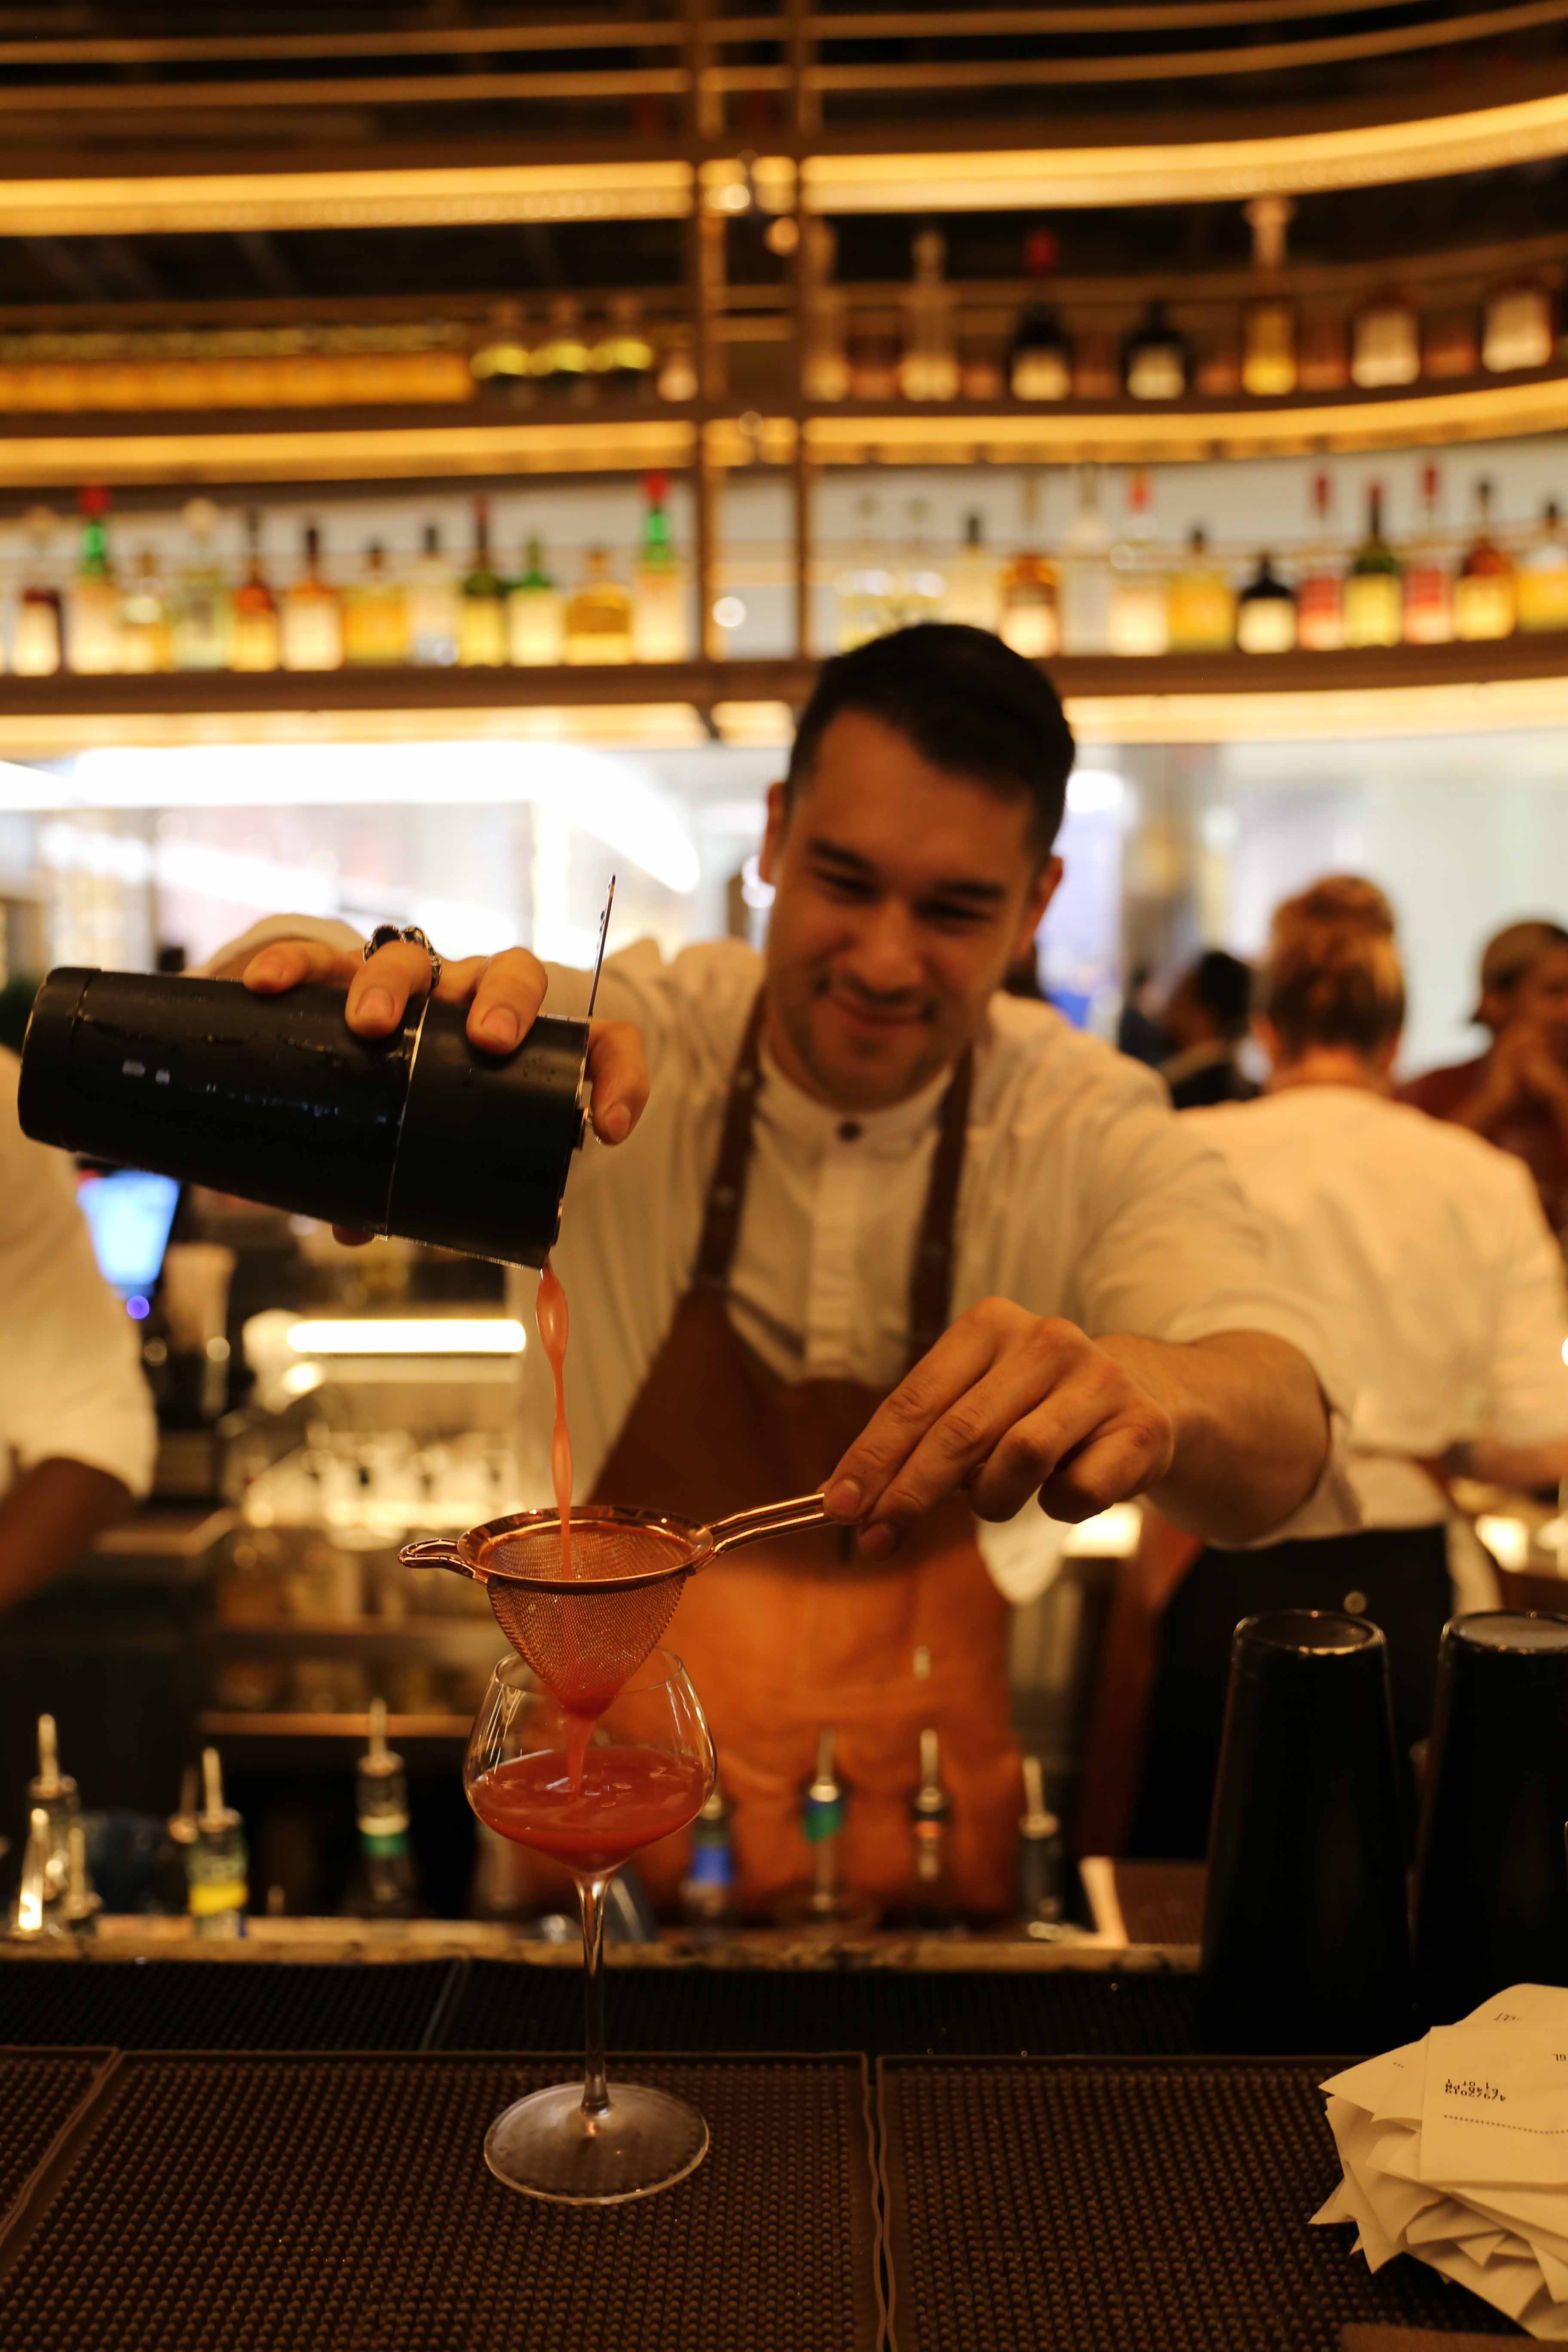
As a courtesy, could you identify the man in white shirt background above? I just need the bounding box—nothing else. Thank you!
[230,623,1353,1913]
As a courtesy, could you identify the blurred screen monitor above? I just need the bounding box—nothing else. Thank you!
[76,1167,181,1305]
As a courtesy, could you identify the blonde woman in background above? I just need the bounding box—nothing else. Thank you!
[1127,878,1568,1857]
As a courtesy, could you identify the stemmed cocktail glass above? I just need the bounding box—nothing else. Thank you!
[464,1647,716,2202]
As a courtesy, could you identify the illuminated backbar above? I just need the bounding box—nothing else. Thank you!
[0,415,695,487]
[0,159,693,237]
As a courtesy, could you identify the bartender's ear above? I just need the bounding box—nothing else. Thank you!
[1012,855,1063,957]
[757,779,790,886]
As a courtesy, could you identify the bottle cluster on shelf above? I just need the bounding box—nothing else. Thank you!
[1,480,692,677]
[805,220,1562,407]
[837,465,1568,658]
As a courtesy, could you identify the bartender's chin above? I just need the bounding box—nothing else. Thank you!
[811,1001,934,1104]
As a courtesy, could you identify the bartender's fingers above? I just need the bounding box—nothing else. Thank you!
[969,1394,1173,1524]
[822,1299,1048,1522]
[464,946,550,1055]
[1032,1420,1173,1525]
[344,937,440,1037]
[585,1020,649,1144]
[241,938,363,993]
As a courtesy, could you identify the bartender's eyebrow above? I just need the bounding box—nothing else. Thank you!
[804,836,1008,906]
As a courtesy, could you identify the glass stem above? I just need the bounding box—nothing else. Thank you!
[577,1873,611,2118]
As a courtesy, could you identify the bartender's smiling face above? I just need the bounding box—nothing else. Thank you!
[757,709,1061,1109]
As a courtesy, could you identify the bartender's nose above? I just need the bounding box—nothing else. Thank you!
[848,900,925,995]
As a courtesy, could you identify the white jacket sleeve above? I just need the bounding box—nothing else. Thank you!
[0,1050,156,1497]
[1484,1158,1568,1446]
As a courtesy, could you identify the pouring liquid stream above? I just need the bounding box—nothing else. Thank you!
[535,1258,594,1788]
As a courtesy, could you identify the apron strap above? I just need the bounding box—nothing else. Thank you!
[694,987,974,1372]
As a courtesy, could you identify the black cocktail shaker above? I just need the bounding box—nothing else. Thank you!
[1413,1610,1568,2024]
[18,968,588,1269]
[1200,1609,1411,2053]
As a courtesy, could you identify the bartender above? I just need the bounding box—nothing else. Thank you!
[0,1045,156,1614]
[227,622,1351,1914]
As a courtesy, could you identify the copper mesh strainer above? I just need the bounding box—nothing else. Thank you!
[402,1494,828,1717]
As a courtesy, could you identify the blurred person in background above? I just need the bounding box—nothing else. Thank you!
[1122,877,1568,1857]
[0,1044,156,1614]
[1158,949,1258,1111]
[1116,959,1167,1068]
[1401,919,1568,1243]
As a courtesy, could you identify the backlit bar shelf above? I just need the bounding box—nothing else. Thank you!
[3,640,1567,753]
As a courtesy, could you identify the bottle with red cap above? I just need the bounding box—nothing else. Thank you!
[1402,463,1455,646]
[1295,470,1345,652]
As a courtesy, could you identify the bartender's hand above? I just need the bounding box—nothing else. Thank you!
[824,1305,1329,1554]
[239,936,649,1242]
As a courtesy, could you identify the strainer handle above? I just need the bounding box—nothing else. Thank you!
[708,1492,831,1556]
[400,1536,471,1578]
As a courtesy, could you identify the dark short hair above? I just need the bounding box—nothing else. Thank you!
[1188,949,1253,1040]
[784,623,1075,861]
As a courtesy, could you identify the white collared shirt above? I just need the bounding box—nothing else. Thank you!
[0,1048,156,1502]
[205,922,1355,1599]
[1188,1084,1568,1528]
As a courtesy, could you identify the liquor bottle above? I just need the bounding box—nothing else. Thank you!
[836,493,893,651]
[1165,527,1236,652]
[801,219,850,403]
[942,512,1001,632]
[1017,1754,1067,1934]
[678,1778,736,1930]
[656,322,700,404]
[1106,469,1168,657]
[1423,309,1480,380]
[406,523,458,666]
[280,523,344,671]
[1296,313,1350,393]
[507,534,566,665]
[1482,280,1554,374]
[1242,195,1296,397]
[69,484,120,674]
[591,293,655,396]
[908,1727,954,1920]
[998,475,1059,659]
[1123,301,1188,401]
[1059,463,1113,653]
[898,229,959,402]
[457,497,507,668]
[1453,478,1516,642]
[469,299,533,404]
[1351,290,1419,389]
[1235,551,1296,653]
[229,509,281,673]
[958,328,1004,402]
[10,1808,62,1938]
[1514,500,1568,633]
[846,312,899,402]
[12,507,63,677]
[343,1700,420,1920]
[1295,471,1345,652]
[1194,326,1243,398]
[1402,463,1454,646]
[27,1713,79,1915]
[535,295,592,401]
[892,497,944,629]
[152,1765,200,1916]
[1071,331,1119,401]
[62,1823,101,1938]
[188,1745,247,1939]
[118,547,172,674]
[631,472,689,661]
[343,541,408,667]
[802,1725,847,1921]
[1342,482,1402,649]
[1008,301,1072,401]
[170,497,231,671]
[564,547,632,663]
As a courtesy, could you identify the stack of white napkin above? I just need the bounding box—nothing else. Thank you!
[1314,1982,1568,2340]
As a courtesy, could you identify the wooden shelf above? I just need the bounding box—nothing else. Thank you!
[2,640,1566,751]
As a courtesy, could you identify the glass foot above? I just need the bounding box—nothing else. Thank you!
[484,2080,709,2204]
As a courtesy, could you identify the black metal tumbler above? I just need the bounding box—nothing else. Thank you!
[1413,1609,1568,2024]
[1200,1609,1411,2053]
[18,967,588,1270]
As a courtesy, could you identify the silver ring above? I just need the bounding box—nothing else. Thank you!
[363,923,442,992]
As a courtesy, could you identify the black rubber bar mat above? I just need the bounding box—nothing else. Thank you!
[877,2058,1520,2352]
[0,1958,458,2051]
[0,2051,109,2234]
[444,1960,1201,2056]
[0,2052,880,2352]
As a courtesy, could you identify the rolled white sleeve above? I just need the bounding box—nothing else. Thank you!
[1483,1159,1568,1446]
[0,1053,156,1498]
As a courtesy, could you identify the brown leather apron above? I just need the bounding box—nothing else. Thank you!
[589,992,1022,1917]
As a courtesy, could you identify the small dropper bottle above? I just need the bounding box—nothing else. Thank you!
[29,1713,79,1909]
[1017,1754,1067,1934]
[346,1700,419,1919]
[803,1726,846,1918]
[189,1746,248,1939]
[62,1822,102,1938]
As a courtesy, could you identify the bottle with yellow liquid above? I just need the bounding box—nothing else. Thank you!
[280,523,343,672]
[507,535,566,665]
[998,475,1060,659]
[1342,483,1402,649]
[1166,527,1235,652]
[343,542,408,667]
[1515,500,1568,633]
[118,548,172,674]
[565,547,632,664]
[230,510,280,672]
[1235,552,1296,653]
[1453,479,1516,643]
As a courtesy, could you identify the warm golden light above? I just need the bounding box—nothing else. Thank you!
[0,417,696,488]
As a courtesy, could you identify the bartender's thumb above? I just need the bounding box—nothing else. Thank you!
[586,1020,649,1145]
